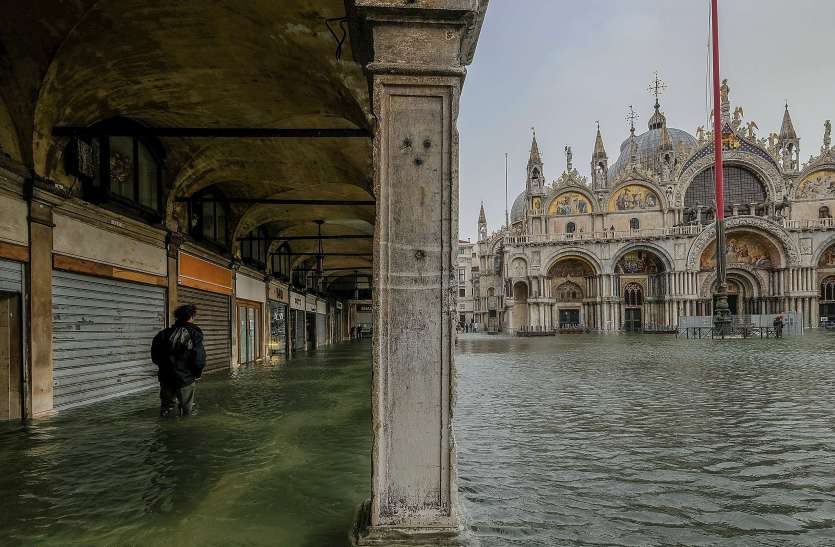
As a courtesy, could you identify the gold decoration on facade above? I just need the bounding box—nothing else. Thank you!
[608,185,660,212]
[796,169,835,199]
[548,192,592,216]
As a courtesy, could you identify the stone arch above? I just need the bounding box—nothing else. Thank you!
[676,152,785,208]
[699,267,766,299]
[509,256,528,278]
[610,242,674,275]
[554,280,583,302]
[686,217,798,271]
[543,248,602,276]
[813,233,835,267]
[0,96,22,164]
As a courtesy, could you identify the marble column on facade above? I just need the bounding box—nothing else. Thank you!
[353,2,485,544]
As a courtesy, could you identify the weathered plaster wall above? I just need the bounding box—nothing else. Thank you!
[0,196,28,246]
[53,214,166,276]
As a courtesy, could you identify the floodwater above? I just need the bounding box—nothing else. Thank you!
[457,332,835,546]
[3,334,835,546]
[0,343,371,547]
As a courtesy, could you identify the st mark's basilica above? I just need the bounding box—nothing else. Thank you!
[458,80,835,333]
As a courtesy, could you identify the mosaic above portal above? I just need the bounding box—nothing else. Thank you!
[616,251,662,274]
[549,258,593,278]
[608,185,660,212]
[796,170,835,199]
[820,245,835,267]
[701,233,776,270]
[548,192,592,216]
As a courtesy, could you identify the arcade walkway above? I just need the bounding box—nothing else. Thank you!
[0,342,371,547]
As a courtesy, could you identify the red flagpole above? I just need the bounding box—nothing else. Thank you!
[711,0,724,220]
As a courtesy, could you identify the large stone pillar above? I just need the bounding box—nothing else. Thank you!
[27,192,56,416]
[165,232,185,327]
[353,2,486,545]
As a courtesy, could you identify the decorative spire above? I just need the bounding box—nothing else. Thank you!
[592,122,607,159]
[626,105,638,135]
[478,201,486,224]
[659,122,673,150]
[647,72,668,130]
[780,103,797,140]
[528,127,542,166]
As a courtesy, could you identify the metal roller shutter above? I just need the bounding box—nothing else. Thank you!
[292,309,305,351]
[316,314,327,347]
[177,286,231,373]
[52,270,165,410]
[0,259,23,293]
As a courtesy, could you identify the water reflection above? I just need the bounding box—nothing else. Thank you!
[455,332,835,546]
[0,343,371,546]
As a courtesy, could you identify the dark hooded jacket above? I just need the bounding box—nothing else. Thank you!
[151,323,206,387]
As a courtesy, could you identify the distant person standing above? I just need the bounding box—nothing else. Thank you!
[151,304,206,417]
[773,314,784,338]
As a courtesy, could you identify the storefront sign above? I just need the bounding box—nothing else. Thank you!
[179,252,233,295]
[268,281,289,303]
[316,300,327,315]
[236,274,266,303]
[357,304,372,313]
[290,291,305,311]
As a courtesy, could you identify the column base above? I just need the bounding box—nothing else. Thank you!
[351,500,478,547]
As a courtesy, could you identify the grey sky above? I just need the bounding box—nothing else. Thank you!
[459,0,835,240]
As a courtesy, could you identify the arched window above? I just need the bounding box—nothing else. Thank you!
[566,222,576,234]
[624,282,643,306]
[629,217,640,230]
[241,226,268,268]
[820,206,831,219]
[685,166,766,220]
[821,277,835,301]
[71,118,164,219]
[271,242,291,280]
[190,189,228,247]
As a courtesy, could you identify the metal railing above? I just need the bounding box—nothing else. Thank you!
[677,312,803,338]
[504,225,705,246]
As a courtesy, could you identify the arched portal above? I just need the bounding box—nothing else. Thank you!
[614,247,667,330]
[710,270,762,315]
[512,281,529,331]
[548,256,597,329]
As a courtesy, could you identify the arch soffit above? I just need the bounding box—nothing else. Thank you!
[676,152,785,207]
[699,267,766,299]
[609,242,674,274]
[686,217,799,271]
[543,248,602,276]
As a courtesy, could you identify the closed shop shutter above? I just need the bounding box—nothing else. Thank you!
[292,309,305,351]
[177,285,231,373]
[316,313,327,346]
[0,259,23,293]
[52,270,165,410]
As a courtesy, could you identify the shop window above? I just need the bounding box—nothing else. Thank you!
[189,189,228,248]
[630,217,640,230]
[271,243,291,280]
[819,206,831,219]
[70,119,164,221]
[237,300,262,363]
[241,226,268,268]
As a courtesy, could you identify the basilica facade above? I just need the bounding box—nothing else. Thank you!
[464,82,835,333]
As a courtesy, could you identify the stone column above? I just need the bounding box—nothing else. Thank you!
[165,232,185,327]
[27,193,56,417]
[354,2,486,544]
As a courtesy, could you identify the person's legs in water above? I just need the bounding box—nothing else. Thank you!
[160,383,178,417]
[177,383,196,416]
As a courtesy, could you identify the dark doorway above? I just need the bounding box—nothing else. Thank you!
[559,309,580,328]
[820,303,835,323]
[0,293,23,420]
[624,308,642,332]
[714,294,738,315]
[306,312,317,350]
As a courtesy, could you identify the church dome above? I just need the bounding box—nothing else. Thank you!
[608,126,697,181]
[510,191,527,223]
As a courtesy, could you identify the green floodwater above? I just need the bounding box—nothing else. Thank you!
[4,333,835,546]
[0,342,372,547]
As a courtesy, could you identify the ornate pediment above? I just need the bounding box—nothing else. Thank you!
[552,168,588,189]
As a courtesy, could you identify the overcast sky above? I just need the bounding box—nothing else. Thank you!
[459,0,835,240]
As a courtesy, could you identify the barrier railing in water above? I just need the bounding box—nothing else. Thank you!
[677,313,803,339]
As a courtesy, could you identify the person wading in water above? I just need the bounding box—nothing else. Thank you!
[151,304,206,416]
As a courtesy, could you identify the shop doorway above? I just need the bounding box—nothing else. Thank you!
[306,312,317,350]
[0,293,23,420]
